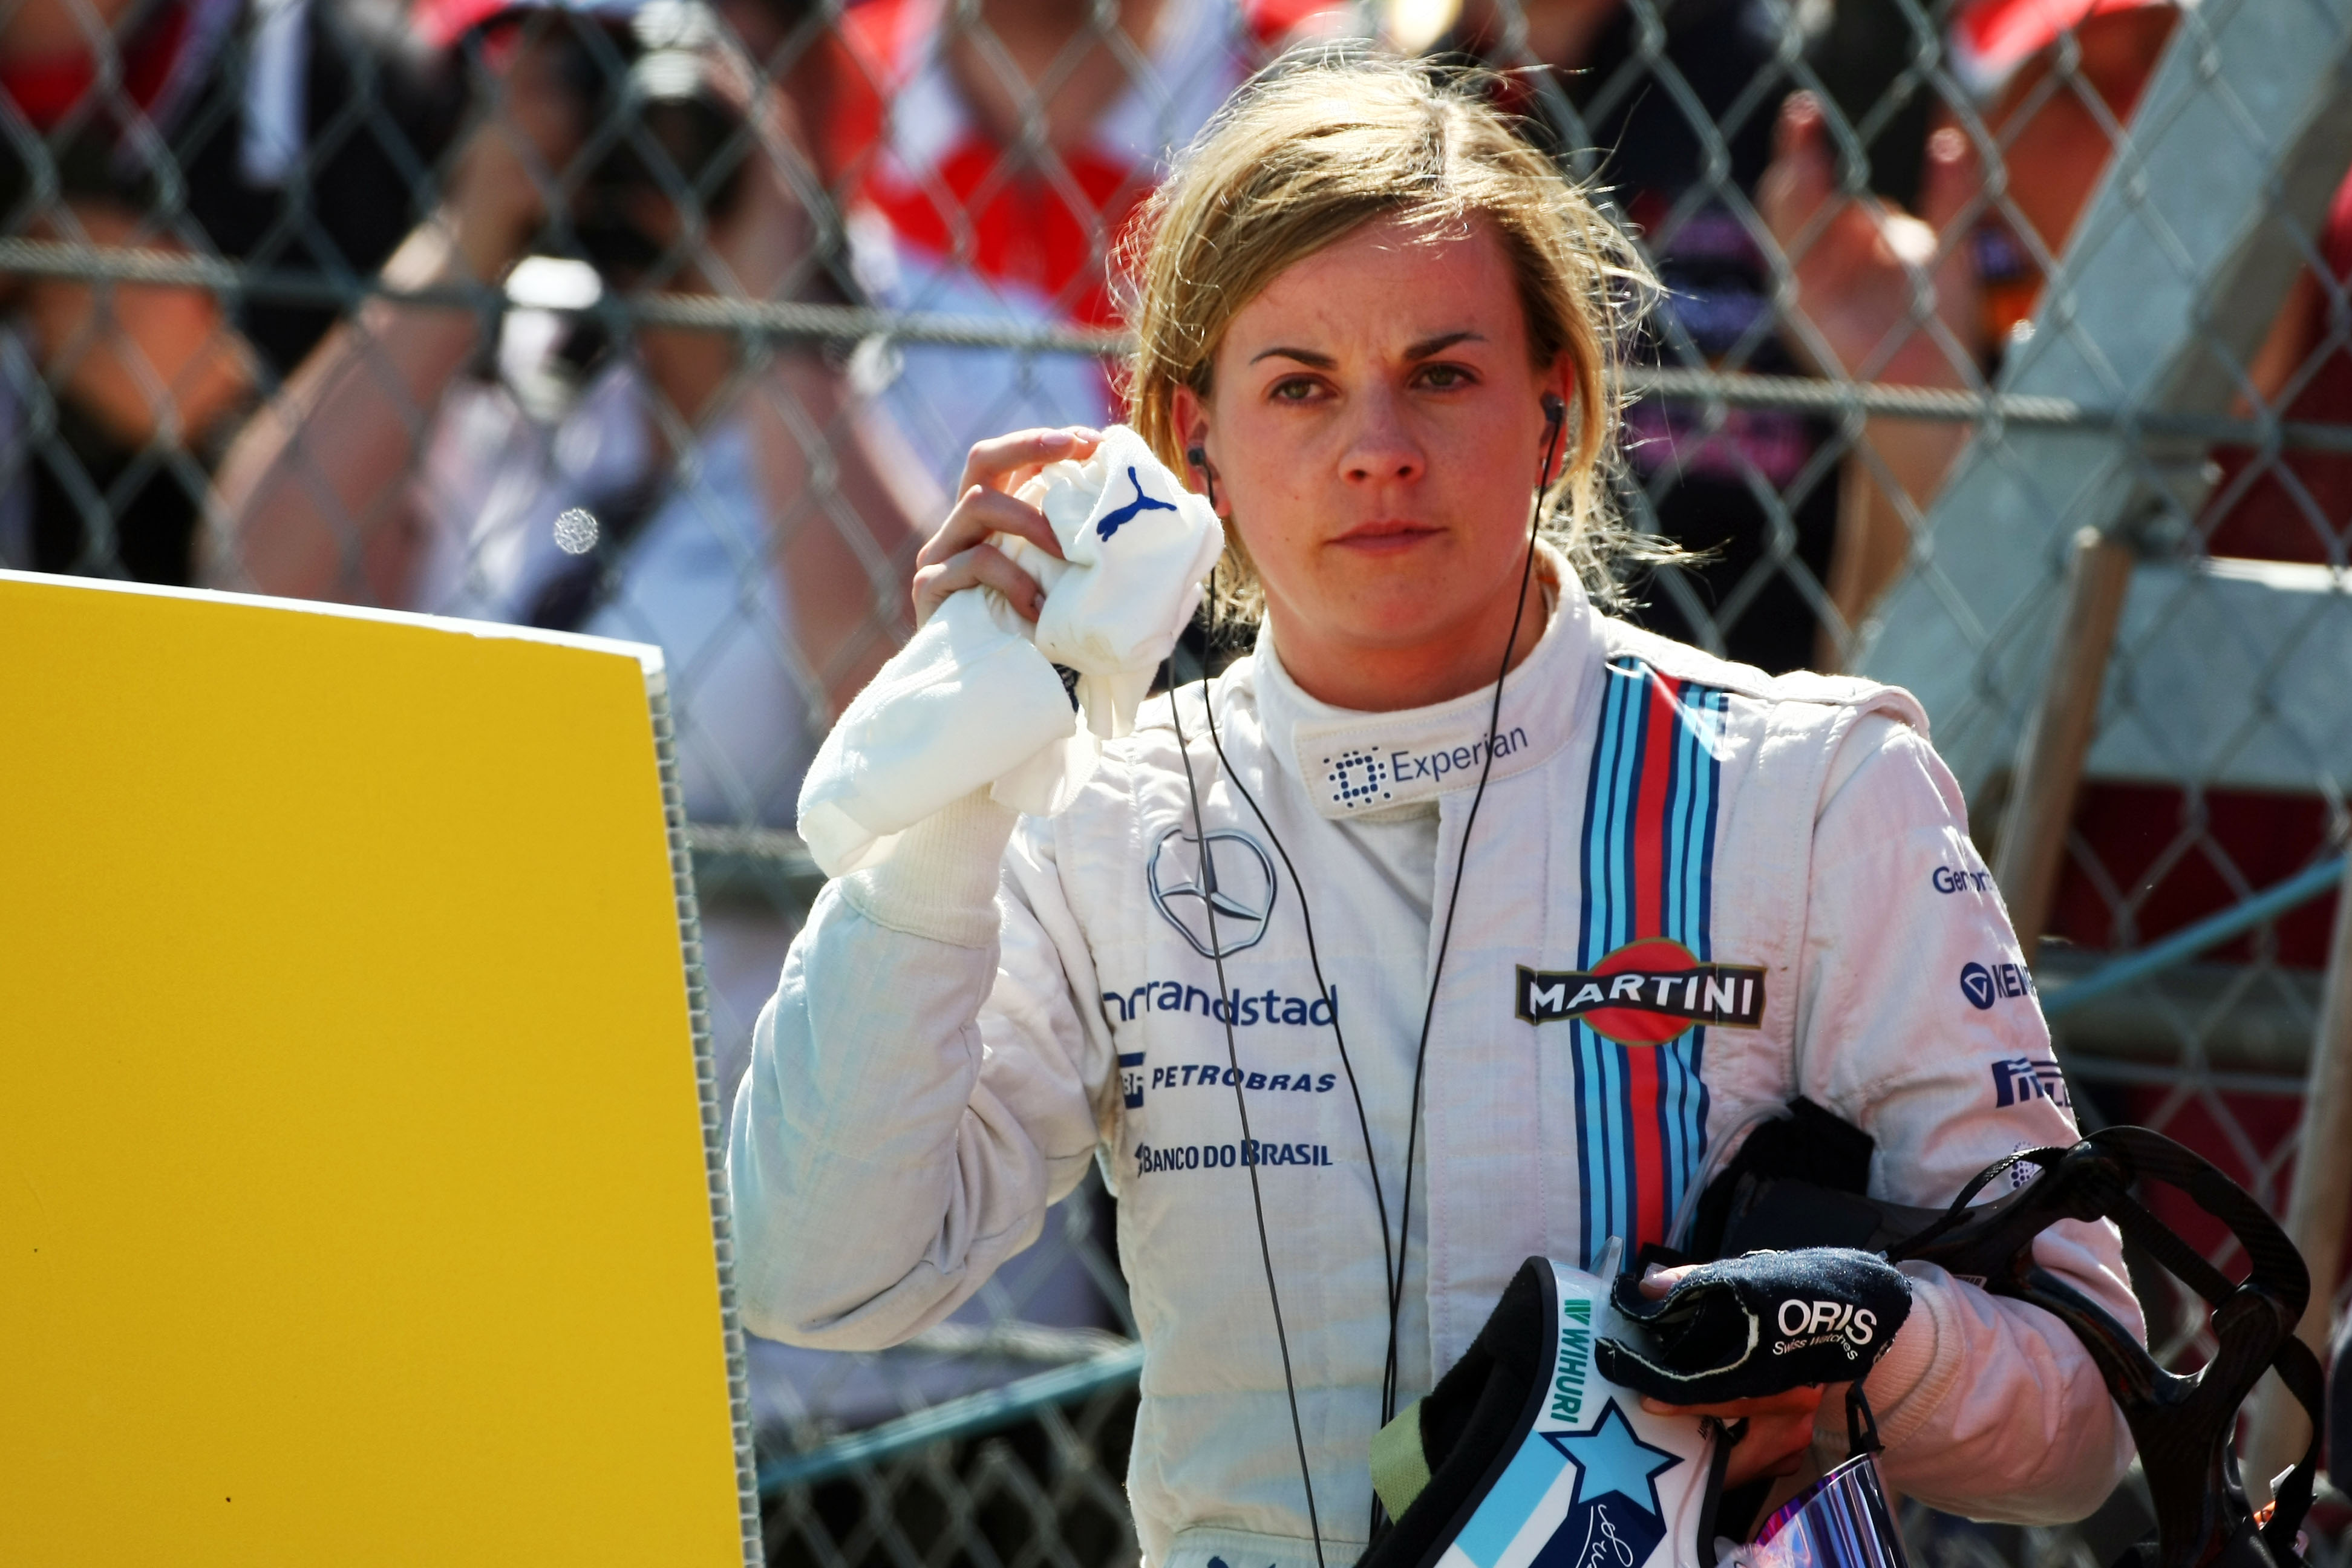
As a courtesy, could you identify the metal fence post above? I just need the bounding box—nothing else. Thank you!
[2246,854,2352,1495]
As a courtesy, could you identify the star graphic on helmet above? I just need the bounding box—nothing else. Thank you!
[1543,1400,1683,1520]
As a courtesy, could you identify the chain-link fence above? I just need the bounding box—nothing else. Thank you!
[8,0,2350,1560]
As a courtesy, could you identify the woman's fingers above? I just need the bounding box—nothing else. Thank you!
[956,425,1101,497]
[912,542,1045,628]
[1641,1385,1826,1489]
[916,483,1066,571]
[907,423,1101,624]
[1639,1385,1826,1421]
[1760,91,1838,245]
[1636,1263,1697,1298]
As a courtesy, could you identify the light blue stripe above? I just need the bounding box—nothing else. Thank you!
[1668,687,1697,948]
[1600,667,1641,958]
[1581,670,1630,966]
[1670,1032,1702,1215]
[1661,1028,1689,1209]
[1576,672,1636,1263]
[1607,1033,1631,1245]
[1579,1028,1613,1265]
[1454,1436,1570,1568]
[1658,696,1693,1193]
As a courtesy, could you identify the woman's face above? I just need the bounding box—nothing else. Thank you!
[1175,214,1568,703]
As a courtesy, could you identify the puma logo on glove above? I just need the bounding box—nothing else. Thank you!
[1096,467,1178,540]
[1593,1247,1912,1402]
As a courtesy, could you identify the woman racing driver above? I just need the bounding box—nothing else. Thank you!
[727,54,2138,1568]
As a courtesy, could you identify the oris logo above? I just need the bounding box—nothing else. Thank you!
[1773,1298,1879,1358]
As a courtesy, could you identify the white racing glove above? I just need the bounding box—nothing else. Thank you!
[797,425,1223,877]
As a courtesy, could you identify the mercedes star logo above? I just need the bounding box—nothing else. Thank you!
[1148,827,1278,959]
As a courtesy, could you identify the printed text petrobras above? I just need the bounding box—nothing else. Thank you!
[1515,962,1765,1028]
[1151,1063,1338,1094]
[1100,981,1338,1028]
[1134,1139,1333,1175]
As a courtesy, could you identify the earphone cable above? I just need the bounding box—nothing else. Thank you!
[1190,622,1398,1364]
[1172,403,1565,1549]
[1166,616,1328,1568]
[1377,407,1566,1429]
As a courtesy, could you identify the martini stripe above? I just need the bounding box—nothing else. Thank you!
[1568,658,1726,1266]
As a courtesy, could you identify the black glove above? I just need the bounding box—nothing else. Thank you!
[1593,1247,1911,1403]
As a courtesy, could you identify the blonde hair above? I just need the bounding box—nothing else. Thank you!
[1122,51,1660,624]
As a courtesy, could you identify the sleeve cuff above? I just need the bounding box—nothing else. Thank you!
[1863,1263,1962,1450]
[838,789,1019,947]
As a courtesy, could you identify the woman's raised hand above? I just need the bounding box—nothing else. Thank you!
[912,428,1099,627]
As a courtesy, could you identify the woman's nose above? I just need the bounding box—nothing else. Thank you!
[1342,389,1423,485]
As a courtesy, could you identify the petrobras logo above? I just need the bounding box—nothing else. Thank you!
[1991,1056,2071,1109]
[1319,727,1533,812]
[1771,1298,1879,1361]
[1119,1051,1146,1109]
[1148,827,1276,959]
[1515,938,1765,1042]
[1144,1062,1336,1095]
[1959,959,2036,1010]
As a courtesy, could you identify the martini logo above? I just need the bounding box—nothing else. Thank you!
[1515,938,1765,1042]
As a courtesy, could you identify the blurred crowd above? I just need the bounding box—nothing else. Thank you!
[7,0,2351,1436]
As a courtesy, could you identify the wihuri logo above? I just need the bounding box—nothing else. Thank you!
[1551,1296,1593,1420]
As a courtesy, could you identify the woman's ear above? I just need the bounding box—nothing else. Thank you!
[1542,354,1578,462]
[1170,384,1220,510]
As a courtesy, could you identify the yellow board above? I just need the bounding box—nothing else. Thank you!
[0,573,753,1566]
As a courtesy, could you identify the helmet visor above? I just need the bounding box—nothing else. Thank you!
[1746,1454,1912,1568]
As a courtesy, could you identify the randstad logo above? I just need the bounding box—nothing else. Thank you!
[1148,828,1276,958]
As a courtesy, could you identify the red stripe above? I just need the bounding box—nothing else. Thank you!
[1625,669,1681,1249]
[1625,1045,1666,1247]
[1628,673,1681,939]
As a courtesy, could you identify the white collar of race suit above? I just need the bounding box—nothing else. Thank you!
[1252,551,1599,821]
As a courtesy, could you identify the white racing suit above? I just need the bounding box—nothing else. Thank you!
[728,566,2140,1567]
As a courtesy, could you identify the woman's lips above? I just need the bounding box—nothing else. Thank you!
[1330,520,1442,556]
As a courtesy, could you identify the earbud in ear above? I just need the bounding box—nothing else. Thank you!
[1541,392,1566,432]
[1185,445,1207,471]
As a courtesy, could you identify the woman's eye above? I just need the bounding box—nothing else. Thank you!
[1270,377,1321,402]
[1417,364,1474,389]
